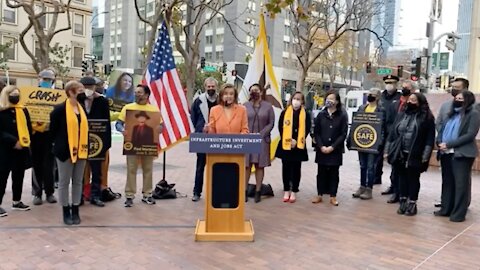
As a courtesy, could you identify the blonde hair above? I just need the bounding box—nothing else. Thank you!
[64,80,84,97]
[218,83,238,106]
[0,85,20,110]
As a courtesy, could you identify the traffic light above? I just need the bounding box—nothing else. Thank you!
[410,74,418,81]
[435,76,441,88]
[231,70,237,77]
[200,57,206,68]
[222,62,227,74]
[447,75,455,88]
[366,61,372,73]
[81,60,88,75]
[397,65,403,77]
[410,57,421,78]
[104,64,113,76]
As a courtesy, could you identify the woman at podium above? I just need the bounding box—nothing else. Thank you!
[206,84,248,134]
[275,91,311,203]
[244,84,275,203]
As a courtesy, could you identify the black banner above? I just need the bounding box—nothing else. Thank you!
[88,119,109,160]
[350,112,383,154]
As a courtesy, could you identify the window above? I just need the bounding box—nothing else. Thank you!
[215,51,223,61]
[283,41,289,51]
[34,41,41,59]
[73,46,84,67]
[347,99,357,108]
[116,60,121,66]
[111,48,115,56]
[284,25,290,36]
[2,36,16,60]
[206,35,213,45]
[2,5,16,24]
[205,52,212,61]
[73,13,85,36]
[147,2,154,13]
[216,17,223,26]
[117,47,121,54]
[35,5,47,29]
[73,0,86,3]
[216,34,224,44]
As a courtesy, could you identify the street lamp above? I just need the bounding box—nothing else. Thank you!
[91,11,109,24]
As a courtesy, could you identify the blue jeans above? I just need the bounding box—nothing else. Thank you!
[358,152,378,188]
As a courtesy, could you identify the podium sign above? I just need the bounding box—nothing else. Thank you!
[190,133,261,242]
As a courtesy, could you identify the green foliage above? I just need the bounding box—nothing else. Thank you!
[0,42,12,70]
[176,62,224,91]
[49,44,71,79]
[265,0,295,18]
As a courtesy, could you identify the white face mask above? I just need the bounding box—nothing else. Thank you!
[85,89,94,98]
[292,99,301,109]
[385,84,395,92]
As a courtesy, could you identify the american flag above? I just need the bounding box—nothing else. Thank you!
[145,22,193,149]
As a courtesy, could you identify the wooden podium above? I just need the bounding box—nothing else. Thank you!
[189,133,262,242]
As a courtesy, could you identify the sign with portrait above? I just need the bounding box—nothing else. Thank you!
[350,112,383,154]
[123,110,161,156]
[106,71,143,112]
[88,119,109,160]
[19,86,67,123]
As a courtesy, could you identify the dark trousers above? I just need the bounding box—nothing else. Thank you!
[282,161,302,192]
[359,152,377,188]
[193,153,206,196]
[395,163,421,201]
[374,145,385,183]
[440,154,474,222]
[0,169,25,204]
[316,164,340,196]
[31,132,55,197]
[84,160,102,200]
[390,166,400,195]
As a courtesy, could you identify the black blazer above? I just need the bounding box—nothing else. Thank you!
[314,108,348,166]
[50,102,86,162]
[131,124,155,147]
[0,108,32,170]
[81,96,112,152]
[275,108,311,162]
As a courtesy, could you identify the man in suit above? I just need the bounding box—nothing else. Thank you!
[131,111,155,147]
[190,77,218,202]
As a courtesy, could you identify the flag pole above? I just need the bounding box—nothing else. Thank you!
[162,151,167,181]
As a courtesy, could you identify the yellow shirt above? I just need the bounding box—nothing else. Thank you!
[365,104,377,113]
[118,103,162,124]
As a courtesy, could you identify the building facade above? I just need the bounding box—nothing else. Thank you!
[452,0,473,76]
[0,0,92,86]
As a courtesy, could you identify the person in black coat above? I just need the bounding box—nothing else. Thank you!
[0,85,33,217]
[311,91,348,206]
[435,90,480,222]
[385,92,435,216]
[78,77,112,207]
[275,91,311,203]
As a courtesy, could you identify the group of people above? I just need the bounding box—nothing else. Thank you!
[191,76,479,223]
[0,71,478,224]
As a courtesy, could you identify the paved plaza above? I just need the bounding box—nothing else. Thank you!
[0,139,479,270]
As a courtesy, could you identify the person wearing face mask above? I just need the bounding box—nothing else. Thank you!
[0,86,33,217]
[312,91,348,206]
[207,83,248,134]
[115,85,163,207]
[275,91,311,203]
[31,69,59,206]
[434,77,470,208]
[435,90,479,222]
[381,80,417,203]
[385,93,435,216]
[190,77,218,202]
[349,88,386,200]
[244,83,275,203]
[50,81,90,225]
[77,77,112,207]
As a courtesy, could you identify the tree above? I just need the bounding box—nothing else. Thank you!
[6,0,72,73]
[49,44,71,83]
[0,42,12,71]
[176,62,223,92]
[134,0,243,103]
[268,0,388,92]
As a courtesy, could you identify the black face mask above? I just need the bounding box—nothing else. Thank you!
[207,90,216,97]
[135,95,146,104]
[402,88,411,96]
[405,102,418,112]
[451,89,461,97]
[453,100,464,108]
[8,95,20,105]
[77,93,87,103]
[367,95,376,103]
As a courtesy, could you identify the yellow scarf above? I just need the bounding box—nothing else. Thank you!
[282,105,306,150]
[13,105,30,147]
[65,100,89,163]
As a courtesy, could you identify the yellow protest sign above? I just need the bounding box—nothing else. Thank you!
[19,86,67,123]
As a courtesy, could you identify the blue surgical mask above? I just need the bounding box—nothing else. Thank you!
[40,81,52,88]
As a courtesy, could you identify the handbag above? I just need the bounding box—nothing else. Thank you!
[387,137,403,165]
[152,180,177,199]
[246,183,275,198]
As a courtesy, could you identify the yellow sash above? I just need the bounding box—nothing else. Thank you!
[282,105,306,150]
[65,100,89,163]
[13,105,30,147]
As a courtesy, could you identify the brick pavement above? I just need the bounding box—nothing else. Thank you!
[0,138,479,269]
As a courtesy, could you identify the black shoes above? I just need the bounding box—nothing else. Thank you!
[63,206,73,225]
[12,201,31,211]
[387,194,399,204]
[381,186,394,195]
[434,203,442,208]
[0,207,7,217]
[90,198,105,207]
[125,198,133,207]
[192,194,201,202]
[101,188,121,202]
[142,196,156,205]
[405,202,417,216]
[46,195,57,204]
[434,210,449,217]
[254,191,261,203]
[71,205,81,224]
